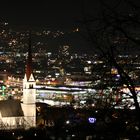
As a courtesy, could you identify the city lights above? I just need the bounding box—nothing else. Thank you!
[0,0,140,139]
[88,117,96,124]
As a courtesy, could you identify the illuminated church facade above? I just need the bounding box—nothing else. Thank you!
[0,36,36,129]
[21,37,36,128]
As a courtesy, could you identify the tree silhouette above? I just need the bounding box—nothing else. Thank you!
[81,0,140,128]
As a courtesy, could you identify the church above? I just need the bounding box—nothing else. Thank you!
[0,36,36,129]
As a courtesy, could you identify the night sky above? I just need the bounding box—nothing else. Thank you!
[0,0,140,29]
[0,0,140,54]
[0,0,83,29]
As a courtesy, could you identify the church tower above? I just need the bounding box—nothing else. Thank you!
[22,33,36,128]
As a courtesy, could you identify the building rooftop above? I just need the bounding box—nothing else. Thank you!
[0,97,23,117]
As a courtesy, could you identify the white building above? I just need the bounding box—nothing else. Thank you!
[0,36,36,129]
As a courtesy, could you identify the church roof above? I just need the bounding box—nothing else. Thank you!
[25,33,34,81]
[0,98,24,117]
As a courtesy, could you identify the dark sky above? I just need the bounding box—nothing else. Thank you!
[0,0,140,29]
[0,0,140,54]
[0,0,83,29]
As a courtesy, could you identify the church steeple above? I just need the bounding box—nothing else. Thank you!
[25,32,33,81]
[22,31,36,128]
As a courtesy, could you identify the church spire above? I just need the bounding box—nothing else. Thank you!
[26,32,33,81]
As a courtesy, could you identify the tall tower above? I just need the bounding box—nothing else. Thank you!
[22,33,36,128]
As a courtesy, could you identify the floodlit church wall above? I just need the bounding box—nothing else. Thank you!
[22,88,36,104]
[0,117,24,129]
[21,103,36,127]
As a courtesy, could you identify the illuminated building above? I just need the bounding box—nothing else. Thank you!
[21,35,36,127]
[0,35,36,129]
